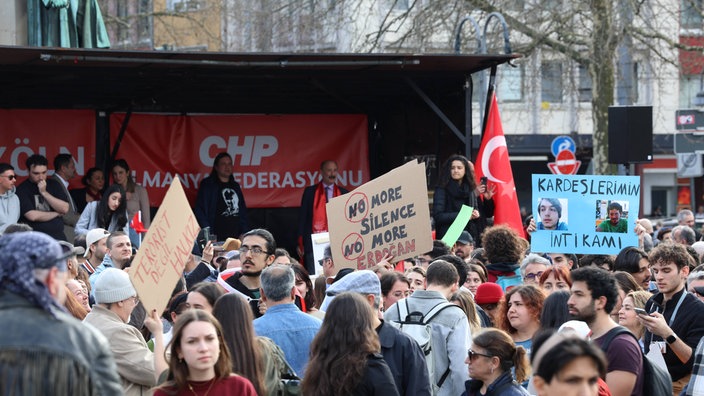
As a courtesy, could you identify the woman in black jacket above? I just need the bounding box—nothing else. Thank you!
[433,155,494,245]
[463,328,530,396]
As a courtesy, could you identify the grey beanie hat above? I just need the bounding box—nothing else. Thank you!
[94,268,136,304]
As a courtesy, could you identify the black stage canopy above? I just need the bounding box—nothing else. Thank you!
[0,46,517,115]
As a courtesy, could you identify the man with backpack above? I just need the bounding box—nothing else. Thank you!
[384,260,470,396]
[567,267,643,396]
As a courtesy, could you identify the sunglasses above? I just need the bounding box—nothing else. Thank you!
[467,349,494,361]
[1,174,16,180]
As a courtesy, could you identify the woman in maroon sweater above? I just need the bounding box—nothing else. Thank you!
[154,310,257,396]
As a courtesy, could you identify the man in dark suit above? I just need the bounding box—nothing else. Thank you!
[51,153,80,243]
[297,160,348,275]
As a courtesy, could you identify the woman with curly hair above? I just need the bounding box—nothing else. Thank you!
[433,155,494,245]
[154,310,257,396]
[75,183,128,236]
[302,292,398,396]
[499,284,546,356]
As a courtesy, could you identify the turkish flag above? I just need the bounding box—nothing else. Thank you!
[475,94,525,238]
[130,211,148,234]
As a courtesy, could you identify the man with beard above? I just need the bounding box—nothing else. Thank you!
[82,228,111,276]
[568,267,643,396]
[452,230,474,261]
[641,244,704,394]
[597,202,628,233]
[225,228,276,318]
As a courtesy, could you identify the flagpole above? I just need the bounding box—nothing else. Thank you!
[480,65,498,138]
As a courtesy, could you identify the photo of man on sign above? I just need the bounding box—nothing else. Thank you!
[596,200,628,233]
[536,198,568,231]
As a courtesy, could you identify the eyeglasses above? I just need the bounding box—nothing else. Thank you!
[0,174,16,180]
[128,296,139,304]
[468,349,494,361]
[690,286,704,297]
[524,271,544,280]
[239,246,265,256]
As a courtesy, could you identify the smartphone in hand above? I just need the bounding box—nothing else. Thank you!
[634,307,649,316]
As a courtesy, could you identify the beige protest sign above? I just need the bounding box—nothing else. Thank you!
[327,160,432,270]
[129,178,200,315]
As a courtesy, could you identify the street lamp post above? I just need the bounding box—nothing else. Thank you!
[453,12,513,159]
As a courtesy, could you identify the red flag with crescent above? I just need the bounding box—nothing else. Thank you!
[475,93,525,238]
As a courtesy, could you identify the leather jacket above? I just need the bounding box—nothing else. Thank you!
[0,290,122,395]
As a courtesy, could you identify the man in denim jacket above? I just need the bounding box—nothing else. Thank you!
[254,264,322,377]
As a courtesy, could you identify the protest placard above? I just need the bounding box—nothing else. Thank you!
[327,160,433,270]
[129,178,200,315]
[530,174,640,254]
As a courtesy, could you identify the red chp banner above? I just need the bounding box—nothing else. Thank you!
[109,114,371,208]
[0,109,96,188]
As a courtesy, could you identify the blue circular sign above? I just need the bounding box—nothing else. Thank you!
[551,136,576,157]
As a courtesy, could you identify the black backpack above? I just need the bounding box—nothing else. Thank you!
[599,326,672,396]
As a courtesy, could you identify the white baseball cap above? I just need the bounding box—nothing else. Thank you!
[84,228,111,257]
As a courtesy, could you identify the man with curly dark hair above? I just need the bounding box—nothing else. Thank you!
[643,243,704,394]
[481,225,523,290]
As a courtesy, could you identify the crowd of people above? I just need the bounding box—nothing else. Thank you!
[1,153,704,396]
